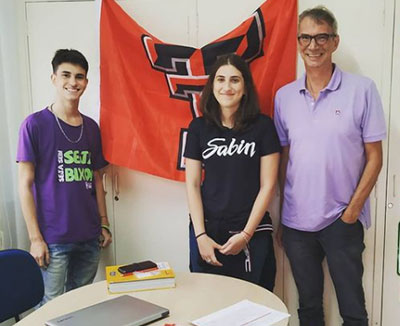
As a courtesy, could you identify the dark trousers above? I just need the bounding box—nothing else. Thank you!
[282,218,368,326]
[189,222,276,291]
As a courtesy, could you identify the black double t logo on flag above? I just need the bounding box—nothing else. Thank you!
[141,8,266,169]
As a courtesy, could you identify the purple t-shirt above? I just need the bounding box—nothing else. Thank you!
[274,65,386,231]
[17,108,108,244]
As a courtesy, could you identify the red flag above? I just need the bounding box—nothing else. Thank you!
[100,0,297,181]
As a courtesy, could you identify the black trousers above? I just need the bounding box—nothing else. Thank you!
[282,218,368,326]
[189,221,276,291]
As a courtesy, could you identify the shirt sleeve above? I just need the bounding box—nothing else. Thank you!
[361,80,387,143]
[259,116,281,156]
[273,91,289,146]
[183,118,202,161]
[88,118,109,171]
[16,116,38,164]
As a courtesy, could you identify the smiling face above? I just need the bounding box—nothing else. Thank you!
[298,16,339,71]
[51,63,88,102]
[212,64,245,112]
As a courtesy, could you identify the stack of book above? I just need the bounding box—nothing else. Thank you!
[105,262,176,294]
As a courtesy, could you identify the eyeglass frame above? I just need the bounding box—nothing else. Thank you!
[297,33,337,46]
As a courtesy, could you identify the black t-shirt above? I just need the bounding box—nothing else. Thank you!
[184,114,281,219]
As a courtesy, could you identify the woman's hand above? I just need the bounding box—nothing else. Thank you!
[197,235,223,266]
[219,233,247,256]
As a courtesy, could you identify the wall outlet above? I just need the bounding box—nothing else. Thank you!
[0,230,4,250]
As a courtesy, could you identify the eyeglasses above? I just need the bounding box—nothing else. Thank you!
[297,33,337,46]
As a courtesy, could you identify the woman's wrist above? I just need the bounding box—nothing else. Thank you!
[241,230,251,243]
[195,231,207,240]
[242,229,253,238]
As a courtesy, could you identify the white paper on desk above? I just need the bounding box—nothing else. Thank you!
[191,299,290,326]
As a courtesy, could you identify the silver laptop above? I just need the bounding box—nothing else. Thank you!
[45,295,170,326]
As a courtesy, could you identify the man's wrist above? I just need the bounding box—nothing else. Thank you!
[343,206,360,220]
[100,215,109,224]
[29,233,44,243]
[101,224,112,235]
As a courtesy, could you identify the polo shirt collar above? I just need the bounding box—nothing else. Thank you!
[298,64,342,94]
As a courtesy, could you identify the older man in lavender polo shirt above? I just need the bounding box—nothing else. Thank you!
[274,6,386,326]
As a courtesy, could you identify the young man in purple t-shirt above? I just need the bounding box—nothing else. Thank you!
[17,49,112,306]
[274,7,386,326]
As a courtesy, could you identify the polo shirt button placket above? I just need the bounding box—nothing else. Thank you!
[305,92,316,113]
[310,98,318,121]
[310,99,316,113]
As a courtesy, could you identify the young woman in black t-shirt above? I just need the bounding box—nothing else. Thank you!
[184,54,280,290]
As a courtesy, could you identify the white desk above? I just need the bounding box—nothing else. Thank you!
[15,272,289,326]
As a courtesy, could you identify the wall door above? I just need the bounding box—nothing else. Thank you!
[382,1,400,324]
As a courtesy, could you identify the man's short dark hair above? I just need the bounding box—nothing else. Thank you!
[299,6,338,34]
[51,49,89,74]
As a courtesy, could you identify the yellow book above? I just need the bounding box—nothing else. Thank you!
[106,262,176,294]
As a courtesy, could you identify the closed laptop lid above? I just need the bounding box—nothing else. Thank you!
[45,295,169,326]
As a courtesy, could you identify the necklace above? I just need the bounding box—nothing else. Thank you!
[50,104,84,144]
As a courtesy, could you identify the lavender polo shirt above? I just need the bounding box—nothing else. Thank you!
[274,65,386,231]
